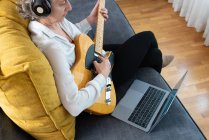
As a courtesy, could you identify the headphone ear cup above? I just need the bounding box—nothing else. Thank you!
[31,0,51,17]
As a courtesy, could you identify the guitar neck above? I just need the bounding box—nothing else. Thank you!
[95,0,105,54]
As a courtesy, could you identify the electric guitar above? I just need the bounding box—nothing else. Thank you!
[71,0,116,115]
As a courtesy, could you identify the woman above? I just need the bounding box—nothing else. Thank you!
[18,0,174,117]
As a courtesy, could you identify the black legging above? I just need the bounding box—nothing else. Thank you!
[104,31,162,88]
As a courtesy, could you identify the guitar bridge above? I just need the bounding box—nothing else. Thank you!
[105,77,112,105]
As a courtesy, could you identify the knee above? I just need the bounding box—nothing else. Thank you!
[134,31,156,41]
[139,31,155,38]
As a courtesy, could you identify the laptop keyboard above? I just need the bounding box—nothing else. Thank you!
[128,87,166,128]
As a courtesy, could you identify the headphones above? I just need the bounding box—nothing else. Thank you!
[31,0,51,17]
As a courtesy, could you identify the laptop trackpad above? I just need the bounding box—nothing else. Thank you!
[120,88,145,110]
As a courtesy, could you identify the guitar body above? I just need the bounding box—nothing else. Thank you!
[72,34,116,115]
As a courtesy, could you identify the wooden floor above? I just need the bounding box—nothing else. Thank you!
[116,0,209,138]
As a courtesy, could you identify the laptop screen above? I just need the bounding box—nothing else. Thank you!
[161,89,178,115]
[148,89,178,133]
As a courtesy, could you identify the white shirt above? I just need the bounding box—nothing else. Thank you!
[28,18,106,117]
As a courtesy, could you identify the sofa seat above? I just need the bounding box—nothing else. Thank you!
[75,68,206,140]
[0,68,206,140]
[0,0,206,139]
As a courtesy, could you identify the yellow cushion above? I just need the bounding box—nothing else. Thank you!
[0,0,75,139]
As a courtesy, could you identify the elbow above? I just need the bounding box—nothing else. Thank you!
[69,109,80,117]
[63,103,82,117]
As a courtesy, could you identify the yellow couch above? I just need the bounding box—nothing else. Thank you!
[0,0,75,139]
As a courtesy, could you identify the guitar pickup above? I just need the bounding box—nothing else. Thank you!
[105,77,112,105]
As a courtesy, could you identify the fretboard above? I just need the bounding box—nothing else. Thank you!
[95,0,105,54]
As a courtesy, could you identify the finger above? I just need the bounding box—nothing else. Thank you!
[103,14,109,19]
[100,13,108,20]
[106,15,109,19]
[101,8,108,12]
[103,58,110,65]
[103,17,108,22]
[100,8,107,13]
[96,0,100,5]
[93,60,98,65]
[100,9,108,14]
[93,0,99,10]
[100,9,108,19]
[98,55,105,61]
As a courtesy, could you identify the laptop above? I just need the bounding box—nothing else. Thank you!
[111,71,187,133]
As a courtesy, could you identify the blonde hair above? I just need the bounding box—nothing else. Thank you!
[17,0,40,20]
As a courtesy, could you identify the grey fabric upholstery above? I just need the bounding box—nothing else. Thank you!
[75,68,206,140]
[0,108,35,140]
[0,0,206,140]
